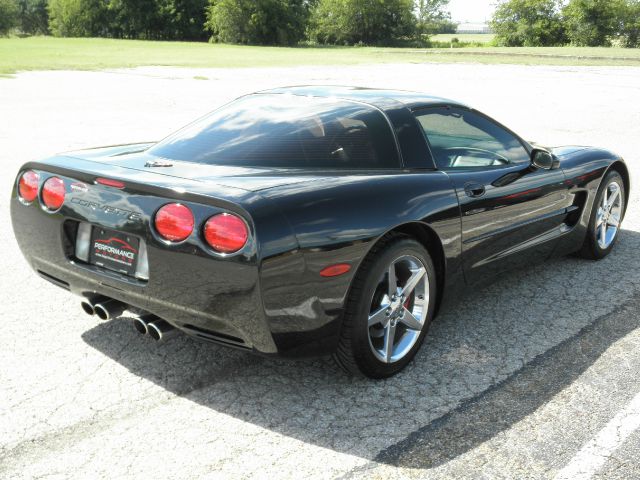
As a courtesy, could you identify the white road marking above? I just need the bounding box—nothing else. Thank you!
[554,391,640,480]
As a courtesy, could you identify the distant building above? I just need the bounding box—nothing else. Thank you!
[456,22,492,34]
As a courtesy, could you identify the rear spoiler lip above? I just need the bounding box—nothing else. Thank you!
[61,142,157,157]
[17,157,258,214]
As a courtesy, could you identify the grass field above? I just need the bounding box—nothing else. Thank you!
[1,36,640,75]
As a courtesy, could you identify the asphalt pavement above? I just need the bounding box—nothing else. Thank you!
[1,63,639,479]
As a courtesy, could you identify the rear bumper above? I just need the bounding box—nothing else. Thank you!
[29,255,270,352]
[10,178,278,354]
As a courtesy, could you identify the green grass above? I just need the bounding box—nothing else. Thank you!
[2,36,640,75]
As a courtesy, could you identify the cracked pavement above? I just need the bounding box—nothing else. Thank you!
[1,63,639,479]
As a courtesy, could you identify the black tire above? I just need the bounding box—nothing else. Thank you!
[333,234,437,379]
[578,170,625,260]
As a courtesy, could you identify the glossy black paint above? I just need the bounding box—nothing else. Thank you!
[10,87,630,358]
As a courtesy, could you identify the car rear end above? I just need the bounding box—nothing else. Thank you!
[10,155,280,354]
[11,91,410,359]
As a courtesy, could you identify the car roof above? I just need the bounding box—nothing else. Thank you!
[256,85,467,112]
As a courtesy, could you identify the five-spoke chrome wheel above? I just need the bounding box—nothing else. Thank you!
[596,181,623,250]
[367,255,429,364]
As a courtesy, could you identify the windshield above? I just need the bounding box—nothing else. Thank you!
[149,94,400,169]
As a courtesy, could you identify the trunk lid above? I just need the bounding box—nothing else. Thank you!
[64,143,317,192]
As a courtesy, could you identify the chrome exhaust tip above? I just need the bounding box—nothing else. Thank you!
[132,314,158,335]
[147,319,178,342]
[94,299,127,321]
[81,301,95,316]
[80,295,107,316]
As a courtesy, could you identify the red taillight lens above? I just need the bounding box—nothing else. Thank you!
[42,176,66,210]
[154,203,194,242]
[18,170,39,203]
[203,213,248,253]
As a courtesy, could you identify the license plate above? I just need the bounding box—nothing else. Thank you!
[89,227,139,276]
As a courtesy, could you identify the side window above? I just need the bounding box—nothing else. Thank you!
[414,107,530,169]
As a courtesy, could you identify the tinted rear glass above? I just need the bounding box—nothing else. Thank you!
[149,94,400,169]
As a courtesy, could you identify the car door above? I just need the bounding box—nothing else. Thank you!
[413,106,572,284]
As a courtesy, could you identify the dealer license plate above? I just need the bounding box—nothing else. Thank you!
[89,227,139,276]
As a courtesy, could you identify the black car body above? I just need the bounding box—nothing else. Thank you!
[11,86,629,377]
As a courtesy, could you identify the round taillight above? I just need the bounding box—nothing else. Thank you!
[154,203,194,242]
[42,176,66,210]
[18,170,40,203]
[203,213,248,253]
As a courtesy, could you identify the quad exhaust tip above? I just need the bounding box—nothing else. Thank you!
[147,319,178,342]
[80,295,108,317]
[132,314,158,335]
[93,299,127,321]
[81,300,95,316]
[80,296,126,321]
[79,297,177,342]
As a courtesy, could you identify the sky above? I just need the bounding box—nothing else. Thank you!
[447,0,496,22]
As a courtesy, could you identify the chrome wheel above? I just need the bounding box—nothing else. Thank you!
[596,181,623,250]
[367,255,429,364]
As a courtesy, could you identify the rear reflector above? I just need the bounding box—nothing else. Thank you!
[203,213,248,253]
[18,170,39,203]
[96,177,125,189]
[154,203,194,242]
[42,177,66,210]
[320,264,351,277]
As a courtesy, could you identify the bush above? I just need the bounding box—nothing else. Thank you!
[491,0,566,46]
[206,0,309,45]
[309,0,416,46]
[563,0,626,46]
[0,0,19,35]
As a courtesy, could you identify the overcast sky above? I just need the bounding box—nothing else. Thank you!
[447,0,496,22]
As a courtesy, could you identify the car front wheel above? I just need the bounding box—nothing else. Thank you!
[579,171,625,260]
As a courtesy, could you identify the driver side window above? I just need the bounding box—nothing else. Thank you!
[414,107,530,169]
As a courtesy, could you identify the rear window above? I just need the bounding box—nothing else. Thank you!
[149,94,400,169]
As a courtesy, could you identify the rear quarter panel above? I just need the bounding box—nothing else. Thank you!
[256,171,462,356]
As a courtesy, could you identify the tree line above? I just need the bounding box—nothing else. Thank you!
[0,0,638,48]
[0,0,455,44]
[492,0,640,47]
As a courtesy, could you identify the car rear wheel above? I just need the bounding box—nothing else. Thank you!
[333,235,437,378]
[579,171,625,260]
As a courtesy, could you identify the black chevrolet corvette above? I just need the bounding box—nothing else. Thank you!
[11,86,629,378]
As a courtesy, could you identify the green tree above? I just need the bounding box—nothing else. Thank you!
[620,0,640,47]
[563,0,626,46]
[48,0,109,36]
[309,0,415,45]
[491,0,566,46]
[17,0,48,34]
[107,0,163,38]
[0,0,19,35]
[206,0,309,45]
[416,0,453,35]
[159,0,209,40]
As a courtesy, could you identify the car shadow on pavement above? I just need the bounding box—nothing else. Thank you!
[82,228,640,467]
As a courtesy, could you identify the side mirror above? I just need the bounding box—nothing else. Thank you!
[531,149,559,170]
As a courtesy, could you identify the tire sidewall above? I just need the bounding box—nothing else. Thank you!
[350,238,437,378]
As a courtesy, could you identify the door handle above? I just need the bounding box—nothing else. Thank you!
[464,182,486,198]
